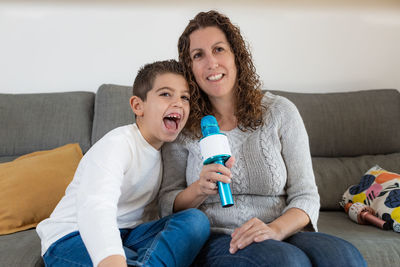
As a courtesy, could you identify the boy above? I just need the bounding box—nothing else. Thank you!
[36,60,210,267]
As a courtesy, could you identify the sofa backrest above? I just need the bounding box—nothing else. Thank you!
[91,85,400,210]
[91,84,135,145]
[271,89,400,157]
[0,92,94,162]
[34,85,397,211]
[273,89,400,210]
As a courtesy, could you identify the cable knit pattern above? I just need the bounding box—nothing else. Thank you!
[159,92,320,235]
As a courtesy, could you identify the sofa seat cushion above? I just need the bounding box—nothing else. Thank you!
[318,211,400,266]
[0,229,43,267]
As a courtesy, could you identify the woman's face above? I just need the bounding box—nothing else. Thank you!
[189,26,237,101]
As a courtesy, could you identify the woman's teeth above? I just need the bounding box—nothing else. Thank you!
[207,74,223,81]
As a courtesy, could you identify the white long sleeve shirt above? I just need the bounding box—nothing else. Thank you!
[36,124,162,266]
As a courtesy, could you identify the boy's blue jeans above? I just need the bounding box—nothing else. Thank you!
[192,232,367,267]
[42,209,210,267]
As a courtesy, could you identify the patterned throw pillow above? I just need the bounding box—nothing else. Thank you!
[341,165,400,232]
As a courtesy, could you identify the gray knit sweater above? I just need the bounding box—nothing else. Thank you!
[159,92,320,234]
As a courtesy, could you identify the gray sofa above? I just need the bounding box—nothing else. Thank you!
[1,85,399,266]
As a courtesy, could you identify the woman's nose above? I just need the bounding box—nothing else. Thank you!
[206,54,219,70]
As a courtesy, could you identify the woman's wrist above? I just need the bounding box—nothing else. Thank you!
[266,221,286,241]
[173,181,208,212]
[192,179,208,197]
[267,208,310,240]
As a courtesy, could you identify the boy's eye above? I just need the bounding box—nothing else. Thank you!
[160,92,170,97]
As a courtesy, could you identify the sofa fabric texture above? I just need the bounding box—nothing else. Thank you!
[0,92,94,157]
[0,86,399,267]
[92,84,135,144]
[271,89,400,157]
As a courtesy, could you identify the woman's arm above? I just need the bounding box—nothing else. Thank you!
[277,96,320,230]
[230,95,319,254]
[173,157,234,212]
[159,139,234,214]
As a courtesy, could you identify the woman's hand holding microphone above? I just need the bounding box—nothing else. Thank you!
[196,157,235,196]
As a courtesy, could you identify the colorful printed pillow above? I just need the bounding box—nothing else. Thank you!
[341,165,400,232]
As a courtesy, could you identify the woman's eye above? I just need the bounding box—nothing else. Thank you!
[215,47,224,53]
[192,52,202,59]
[182,95,190,101]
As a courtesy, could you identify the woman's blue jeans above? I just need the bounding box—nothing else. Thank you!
[43,208,210,267]
[191,232,367,267]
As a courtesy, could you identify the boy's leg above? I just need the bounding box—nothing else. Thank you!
[123,208,210,267]
[43,231,93,267]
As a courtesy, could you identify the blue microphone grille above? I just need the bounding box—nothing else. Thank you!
[201,115,220,137]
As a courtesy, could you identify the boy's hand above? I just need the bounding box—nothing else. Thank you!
[197,156,235,196]
[98,255,127,267]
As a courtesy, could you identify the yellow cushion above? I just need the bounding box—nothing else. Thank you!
[0,143,82,235]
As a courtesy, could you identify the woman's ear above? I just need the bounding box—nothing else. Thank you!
[130,96,144,117]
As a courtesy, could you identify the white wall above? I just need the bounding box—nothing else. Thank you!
[1,0,399,94]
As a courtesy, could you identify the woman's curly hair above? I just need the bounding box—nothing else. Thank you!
[178,10,266,138]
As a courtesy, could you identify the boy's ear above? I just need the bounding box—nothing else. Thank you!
[129,96,144,117]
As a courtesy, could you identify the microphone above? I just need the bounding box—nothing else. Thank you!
[344,202,390,230]
[199,115,234,208]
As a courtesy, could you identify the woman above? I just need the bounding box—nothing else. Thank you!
[159,10,366,266]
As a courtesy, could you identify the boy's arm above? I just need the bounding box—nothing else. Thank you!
[76,137,132,266]
[98,255,127,267]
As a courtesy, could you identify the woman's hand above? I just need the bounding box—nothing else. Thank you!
[229,208,310,254]
[173,157,235,212]
[229,217,283,254]
[196,156,235,196]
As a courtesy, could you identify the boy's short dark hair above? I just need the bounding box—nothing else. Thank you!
[133,59,184,101]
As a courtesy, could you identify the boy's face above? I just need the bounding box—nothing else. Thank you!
[130,73,190,150]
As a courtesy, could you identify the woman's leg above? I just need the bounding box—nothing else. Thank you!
[191,233,312,267]
[43,231,92,267]
[285,232,367,267]
[123,208,210,267]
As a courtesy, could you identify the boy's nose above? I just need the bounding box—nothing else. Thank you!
[172,98,184,107]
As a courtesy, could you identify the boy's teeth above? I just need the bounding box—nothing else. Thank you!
[167,114,181,119]
[208,74,223,81]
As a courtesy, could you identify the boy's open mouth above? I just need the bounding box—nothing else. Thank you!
[163,113,182,131]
